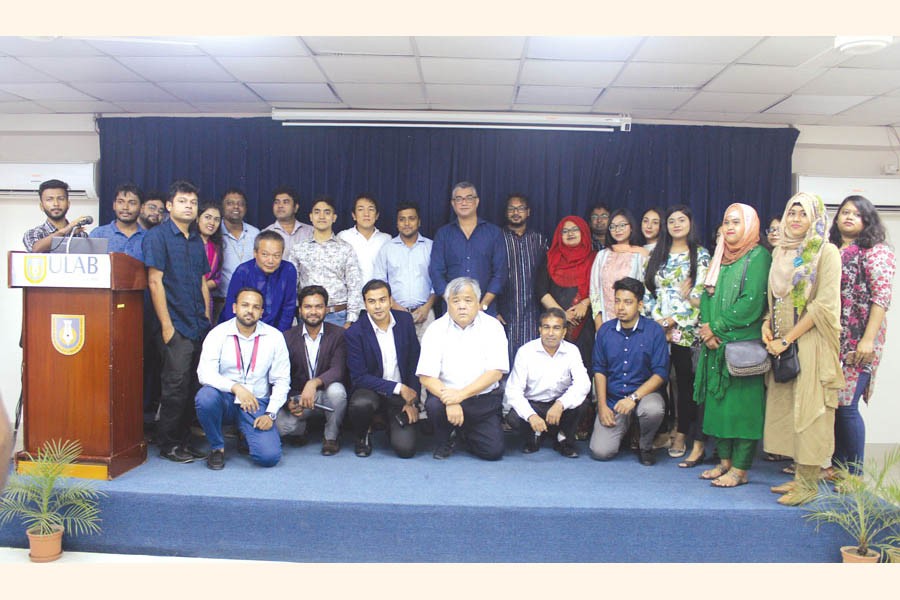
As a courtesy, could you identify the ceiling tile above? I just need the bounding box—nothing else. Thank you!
[420,58,519,85]
[426,84,513,105]
[615,63,724,88]
[217,57,325,83]
[678,91,785,113]
[742,112,829,125]
[415,37,526,59]
[836,96,900,120]
[315,56,420,83]
[194,37,308,57]
[0,37,102,57]
[0,89,22,101]
[0,101,52,113]
[738,37,835,67]
[35,100,125,113]
[822,114,900,126]
[191,102,272,113]
[331,83,426,106]
[113,102,200,113]
[764,95,871,115]
[510,104,592,113]
[0,83,95,101]
[83,38,204,56]
[669,110,755,124]
[839,42,900,69]
[20,57,145,82]
[0,58,56,83]
[249,83,339,103]
[158,82,261,103]
[527,37,642,61]
[268,101,349,109]
[69,82,178,102]
[520,60,623,86]
[593,88,695,111]
[515,85,601,106]
[303,37,413,56]
[704,65,825,93]
[117,57,234,82]
[633,36,762,63]
[430,104,513,112]
[796,68,900,96]
[623,110,675,120]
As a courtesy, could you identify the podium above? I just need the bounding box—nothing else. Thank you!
[8,252,148,479]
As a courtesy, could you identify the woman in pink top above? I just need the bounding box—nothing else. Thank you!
[590,209,649,331]
[197,202,223,315]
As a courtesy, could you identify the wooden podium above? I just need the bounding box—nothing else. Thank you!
[8,251,148,479]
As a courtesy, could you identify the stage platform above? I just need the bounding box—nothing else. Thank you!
[0,430,846,562]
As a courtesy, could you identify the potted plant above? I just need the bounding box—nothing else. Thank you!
[0,439,105,562]
[802,446,900,562]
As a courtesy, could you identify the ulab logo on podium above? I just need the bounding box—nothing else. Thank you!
[51,314,85,356]
[23,255,48,284]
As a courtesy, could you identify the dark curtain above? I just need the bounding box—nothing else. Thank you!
[98,117,798,245]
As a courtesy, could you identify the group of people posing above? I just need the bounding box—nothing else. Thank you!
[23,179,894,506]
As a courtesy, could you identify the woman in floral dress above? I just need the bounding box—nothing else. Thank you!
[827,195,895,475]
[644,205,710,466]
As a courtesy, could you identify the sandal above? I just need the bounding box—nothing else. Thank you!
[782,464,796,475]
[678,451,706,468]
[668,445,686,458]
[700,463,729,480]
[711,468,749,488]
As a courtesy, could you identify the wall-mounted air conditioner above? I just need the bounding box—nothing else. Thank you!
[793,174,900,211]
[0,162,99,200]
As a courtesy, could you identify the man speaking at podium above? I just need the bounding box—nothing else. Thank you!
[22,179,90,252]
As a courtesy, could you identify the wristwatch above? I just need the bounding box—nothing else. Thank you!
[781,338,789,347]
[628,393,640,403]
[266,412,277,421]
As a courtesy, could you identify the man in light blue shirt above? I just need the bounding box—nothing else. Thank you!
[214,187,259,323]
[373,201,436,340]
[89,183,146,261]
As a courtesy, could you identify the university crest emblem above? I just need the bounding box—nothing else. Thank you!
[51,314,85,356]
[24,255,48,284]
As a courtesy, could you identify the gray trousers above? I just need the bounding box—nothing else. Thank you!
[589,392,665,460]
[276,382,347,441]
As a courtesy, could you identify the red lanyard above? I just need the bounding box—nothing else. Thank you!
[233,334,260,383]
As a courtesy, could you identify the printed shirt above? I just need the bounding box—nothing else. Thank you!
[23,220,88,251]
[642,247,711,347]
[289,234,363,322]
[497,228,548,356]
[372,234,434,310]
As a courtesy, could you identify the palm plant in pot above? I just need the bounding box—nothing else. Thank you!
[802,446,900,562]
[0,439,105,562]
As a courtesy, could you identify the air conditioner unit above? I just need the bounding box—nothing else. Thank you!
[0,162,99,200]
[793,174,900,212]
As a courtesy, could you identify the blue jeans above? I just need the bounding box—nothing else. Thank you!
[194,386,282,467]
[833,371,870,475]
[324,309,347,327]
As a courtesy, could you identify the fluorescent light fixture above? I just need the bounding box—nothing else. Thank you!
[834,35,893,55]
[272,109,632,132]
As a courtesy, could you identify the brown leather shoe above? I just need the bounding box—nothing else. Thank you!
[321,438,340,456]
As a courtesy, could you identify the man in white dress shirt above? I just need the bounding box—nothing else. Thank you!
[337,193,391,286]
[417,277,509,460]
[504,307,590,458]
[195,287,290,470]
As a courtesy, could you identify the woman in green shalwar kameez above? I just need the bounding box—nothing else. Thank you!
[694,204,772,487]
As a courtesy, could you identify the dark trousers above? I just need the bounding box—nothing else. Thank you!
[834,371,870,475]
[348,388,417,458]
[507,399,585,443]
[672,344,704,439]
[425,391,504,461]
[142,306,162,414]
[157,330,203,452]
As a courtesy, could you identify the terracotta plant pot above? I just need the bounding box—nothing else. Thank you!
[26,526,64,563]
[840,545,880,563]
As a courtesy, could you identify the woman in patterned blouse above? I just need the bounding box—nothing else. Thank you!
[644,205,711,466]
[827,195,895,475]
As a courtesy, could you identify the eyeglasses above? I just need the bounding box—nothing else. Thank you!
[507,206,528,213]
[452,195,478,204]
[561,227,580,235]
[590,214,609,221]
[608,222,630,232]
[765,228,780,235]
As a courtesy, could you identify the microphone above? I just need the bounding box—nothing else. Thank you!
[74,216,94,228]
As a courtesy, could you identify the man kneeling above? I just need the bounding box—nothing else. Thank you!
[590,277,669,466]
[505,307,590,458]
[195,287,289,469]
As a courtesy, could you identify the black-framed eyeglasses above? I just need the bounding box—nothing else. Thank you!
[590,214,609,221]
[561,227,580,235]
[608,222,630,232]
[507,206,528,213]
[765,228,779,235]
[452,195,478,204]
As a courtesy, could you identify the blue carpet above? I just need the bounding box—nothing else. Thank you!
[0,432,848,562]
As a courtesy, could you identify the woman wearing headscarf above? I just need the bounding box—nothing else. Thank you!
[764,193,844,505]
[694,204,772,488]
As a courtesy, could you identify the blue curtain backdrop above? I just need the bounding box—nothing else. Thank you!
[98,117,799,243]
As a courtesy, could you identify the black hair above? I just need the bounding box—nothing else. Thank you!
[221,187,246,203]
[828,195,888,250]
[114,183,144,203]
[645,205,702,298]
[197,201,223,248]
[234,286,264,304]
[299,285,329,306]
[589,203,611,215]
[396,201,420,217]
[506,193,529,209]
[272,185,299,204]
[760,214,782,252]
[362,279,392,299]
[607,208,641,246]
[353,193,379,213]
[638,206,664,246]
[143,190,166,204]
[39,179,69,198]
[310,194,336,212]
[613,277,645,300]
[169,180,199,202]
[254,229,285,251]
[539,307,568,325]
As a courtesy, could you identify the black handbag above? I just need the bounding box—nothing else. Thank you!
[771,342,800,383]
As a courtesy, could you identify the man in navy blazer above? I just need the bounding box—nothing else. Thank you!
[345,279,422,458]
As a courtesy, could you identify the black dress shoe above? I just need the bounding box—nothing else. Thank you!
[321,438,340,456]
[639,449,656,466]
[522,434,541,454]
[185,444,208,459]
[433,438,456,460]
[207,449,225,470]
[554,438,579,458]
[160,446,196,463]
[355,432,373,457]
